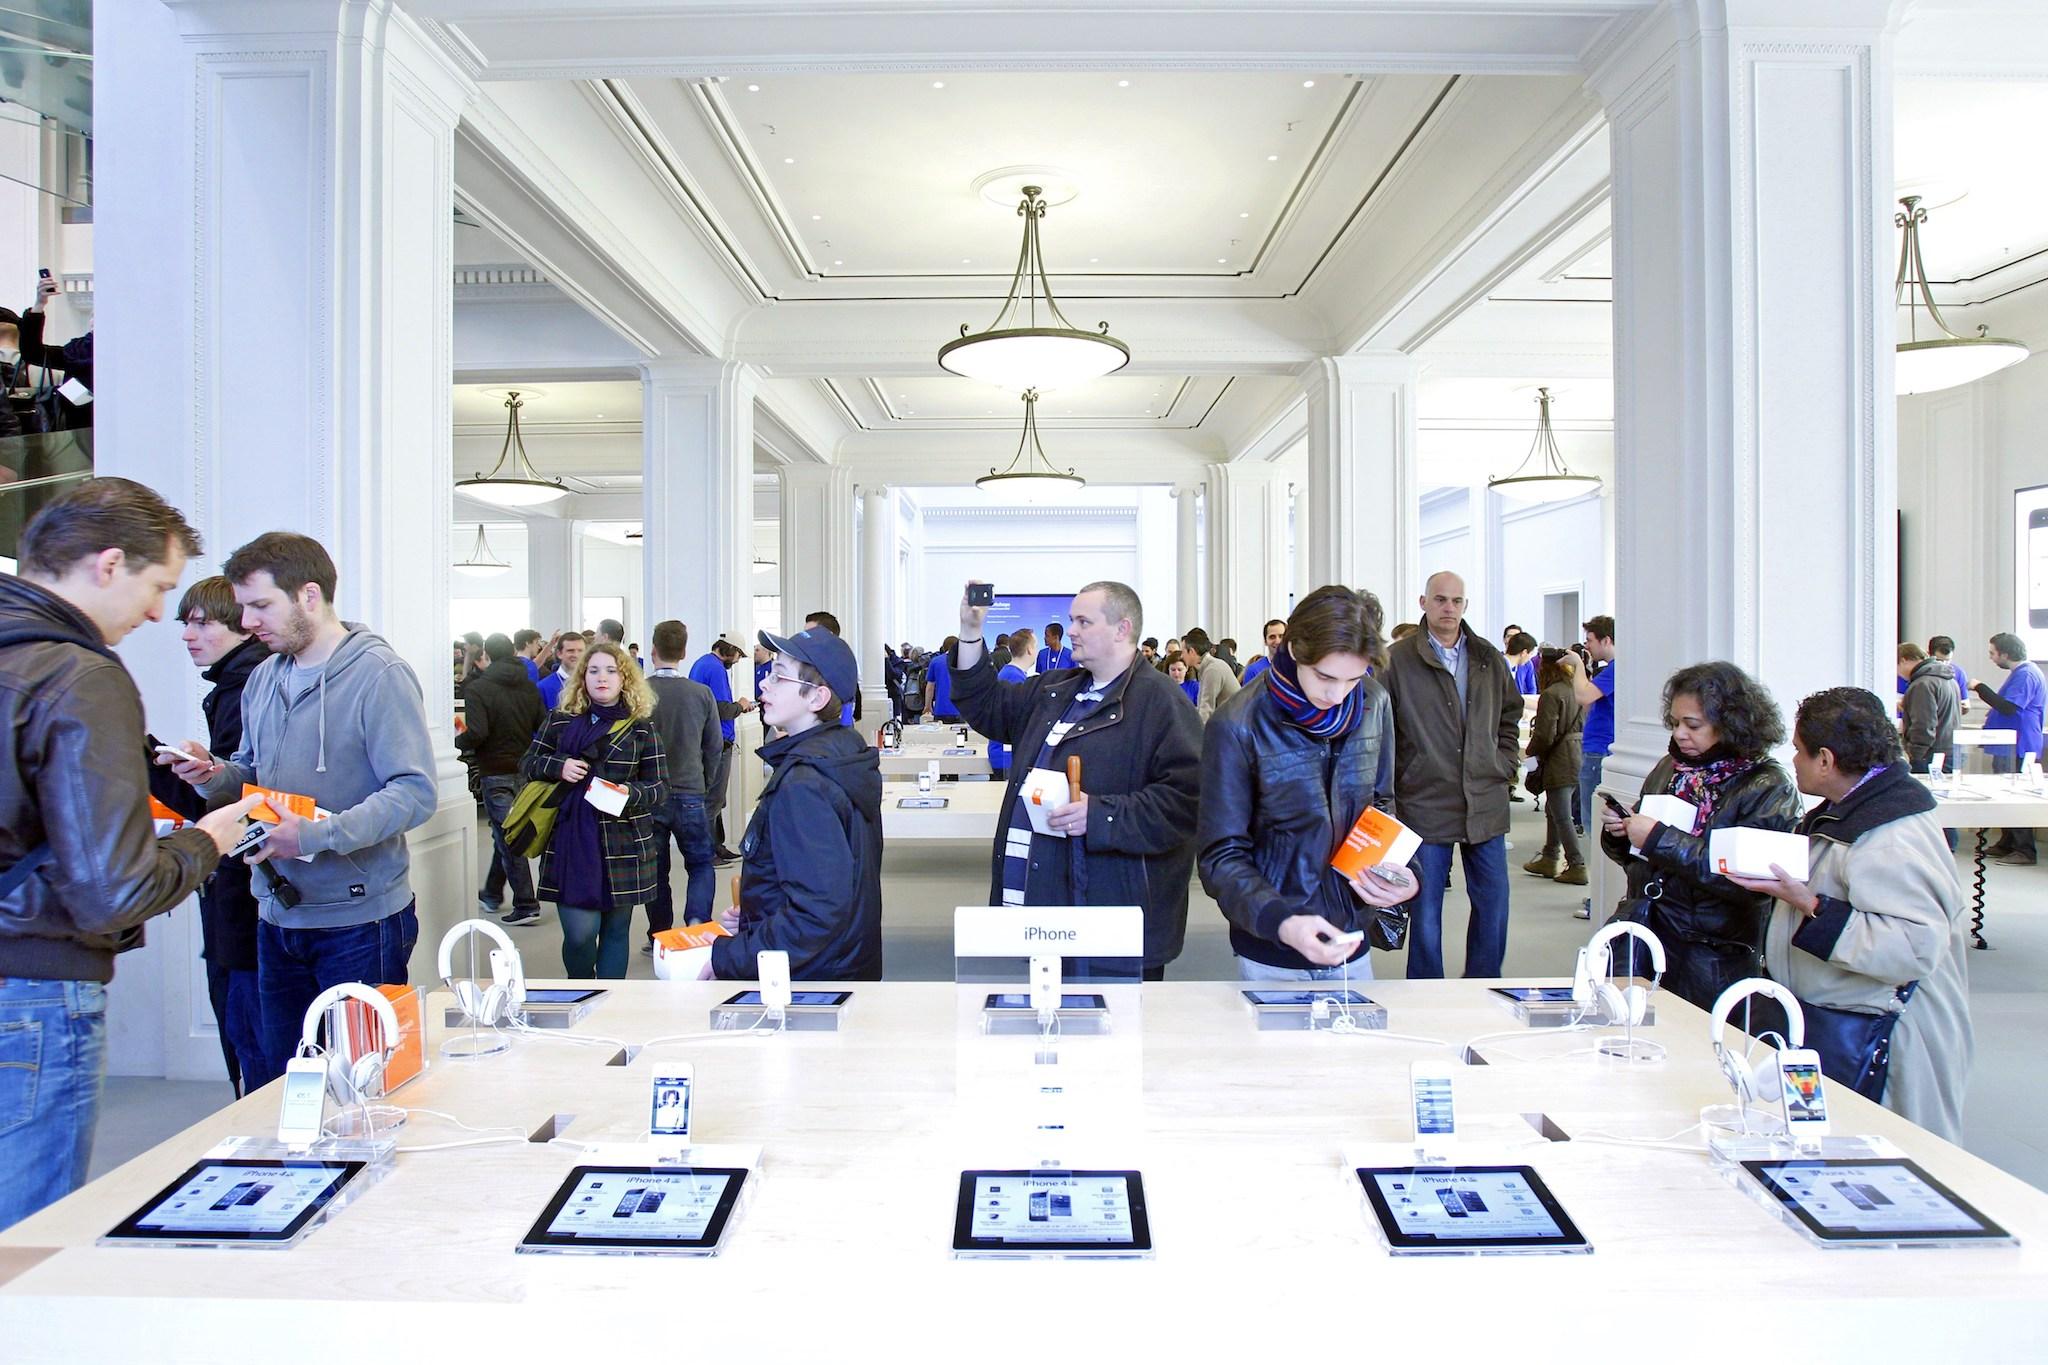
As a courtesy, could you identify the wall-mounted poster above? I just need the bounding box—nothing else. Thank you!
[2014,485,2048,659]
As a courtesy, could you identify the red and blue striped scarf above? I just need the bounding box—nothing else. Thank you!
[1265,648,1365,740]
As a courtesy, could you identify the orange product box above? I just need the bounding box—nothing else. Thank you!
[242,784,319,823]
[652,920,732,954]
[343,984,426,1096]
[148,796,188,829]
[1330,806,1422,879]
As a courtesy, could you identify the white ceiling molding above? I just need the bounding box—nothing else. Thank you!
[410,2,1643,81]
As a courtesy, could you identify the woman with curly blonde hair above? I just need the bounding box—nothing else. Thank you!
[520,642,668,976]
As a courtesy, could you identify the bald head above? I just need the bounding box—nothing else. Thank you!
[1420,571,1468,646]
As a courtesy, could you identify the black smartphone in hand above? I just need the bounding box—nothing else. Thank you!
[1600,793,1631,818]
[967,583,994,607]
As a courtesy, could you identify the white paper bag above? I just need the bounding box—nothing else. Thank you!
[1020,766,1071,838]
[585,778,628,816]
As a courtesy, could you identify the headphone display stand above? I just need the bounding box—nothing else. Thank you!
[1595,1015,1665,1064]
[442,1011,512,1060]
[1704,1121,1901,1168]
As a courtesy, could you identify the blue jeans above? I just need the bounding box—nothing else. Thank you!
[256,902,419,1081]
[1237,954,1373,982]
[204,959,273,1095]
[0,978,106,1234]
[1406,836,1510,979]
[649,792,717,934]
[479,775,538,913]
[1577,750,1605,838]
[560,907,632,979]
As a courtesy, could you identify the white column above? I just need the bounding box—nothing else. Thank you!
[1203,463,1290,646]
[776,463,857,634]
[860,484,894,717]
[643,359,756,649]
[1592,2,1895,792]
[1301,353,1421,607]
[1173,483,1200,635]
[96,0,476,1077]
[526,514,580,635]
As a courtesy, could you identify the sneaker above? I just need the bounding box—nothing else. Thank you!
[1996,851,2037,867]
[1522,855,1562,878]
[640,941,654,956]
[501,907,542,927]
[476,893,502,915]
[714,846,741,866]
[1573,900,1592,921]
[1985,839,2016,858]
[1555,863,1589,886]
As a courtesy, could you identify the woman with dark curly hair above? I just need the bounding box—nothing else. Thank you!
[1597,660,1804,1009]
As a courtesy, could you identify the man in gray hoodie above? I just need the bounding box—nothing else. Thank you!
[169,532,438,1075]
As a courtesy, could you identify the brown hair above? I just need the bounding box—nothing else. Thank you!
[560,642,655,720]
[1898,641,1926,663]
[651,619,688,662]
[18,476,201,579]
[222,531,338,605]
[1284,585,1384,668]
[176,575,243,630]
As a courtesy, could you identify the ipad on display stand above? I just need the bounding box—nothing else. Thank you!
[1736,1158,2017,1250]
[952,1169,1152,1259]
[518,1166,752,1256]
[1354,1165,1593,1256]
[101,1157,372,1250]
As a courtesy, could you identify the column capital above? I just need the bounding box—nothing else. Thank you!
[166,0,477,119]
[640,356,759,394]
[1299,352,1422,395]
[1586,0,1896,111]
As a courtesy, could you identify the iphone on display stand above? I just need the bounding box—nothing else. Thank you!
[649,1068,694,1160]
[1776,1049,1831,1151]
[2028,506,2048,630]
[1410,1060,1458,1161]
[277,1056,329,1149]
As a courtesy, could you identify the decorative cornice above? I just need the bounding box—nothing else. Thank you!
[921,505,1134,524]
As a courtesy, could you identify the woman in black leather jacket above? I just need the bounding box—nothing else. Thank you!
[1598,660,1804,1009]
[1198,585,1417,980]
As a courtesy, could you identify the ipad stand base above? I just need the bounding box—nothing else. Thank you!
[708,1003,842,1032]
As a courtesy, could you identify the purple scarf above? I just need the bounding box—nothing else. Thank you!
[1665,740,1757,835]
[1265,649,1366,740]
[551,701,629,909]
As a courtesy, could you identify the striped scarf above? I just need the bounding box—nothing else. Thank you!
[1265,648,1365,740]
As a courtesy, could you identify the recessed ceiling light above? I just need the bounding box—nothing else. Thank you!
[1266,154,1279,162]
[746,84,760,92]
[1302,79,1316,88]
[932,80,945,89]
[1089,257,1099,263]
[833,259,843,266]
[811,213,821,221]
[1239,211,1250,218]
[961,258,972,264]
[1216,258,1227,264]
[594,413,604,419]
[1118,79,1130,88]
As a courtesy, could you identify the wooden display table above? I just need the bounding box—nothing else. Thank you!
[879,779,1008,843]
[3,980,2045,1359]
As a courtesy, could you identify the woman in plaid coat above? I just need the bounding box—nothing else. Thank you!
[521,642,667,978]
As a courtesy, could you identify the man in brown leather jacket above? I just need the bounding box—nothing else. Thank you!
[0,478,260,1233]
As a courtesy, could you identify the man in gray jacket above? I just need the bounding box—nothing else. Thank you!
[169,532,437,1077]
[1897,642,1959,773]
[1181,627,1240,723]
[1379,571,1522,979]
[645,619,723,940]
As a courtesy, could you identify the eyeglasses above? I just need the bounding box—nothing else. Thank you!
[767,667,818,691]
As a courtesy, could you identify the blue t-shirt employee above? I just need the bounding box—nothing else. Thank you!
[1975,633,2046,763]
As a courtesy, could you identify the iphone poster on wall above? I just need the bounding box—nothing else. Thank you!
[2017,485,2048,658]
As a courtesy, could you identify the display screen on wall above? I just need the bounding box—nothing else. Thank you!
[2015,485,2048,659]
[983,593,1073,644]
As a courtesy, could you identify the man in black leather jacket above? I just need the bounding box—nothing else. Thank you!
[950,579,1201,978]
[0,478,259,1233]
[1199,586,1417,979]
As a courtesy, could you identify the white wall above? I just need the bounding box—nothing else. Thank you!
[581,532,644,640]
[1418,487,1476,627]
[1417,484,1607,645]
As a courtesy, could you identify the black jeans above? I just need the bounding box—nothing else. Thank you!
[479,774,538,911]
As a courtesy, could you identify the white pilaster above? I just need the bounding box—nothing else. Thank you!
[1203,463,1291,646]
[776,463,857,635]
[1300,353,1421,606]
[1173,483,1200,635]
[526,515,580,634]
[1592,1,1895,791]
[97,0,477,1077]
[860,484,894,717]
[642,359,756,649]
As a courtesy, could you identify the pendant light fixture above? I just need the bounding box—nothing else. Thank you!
[939,186,1128,391]
[1487,387,1600,504]
[975,389,1085,499]
[1894,196,2029,396]
[453,523,512,578]
[455,391,569,507]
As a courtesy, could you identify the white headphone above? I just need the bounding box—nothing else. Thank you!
[299,983,401,1106]
[438,917,526,1027]
[1571,921,1667,1026]
[1709,978,1807,1107]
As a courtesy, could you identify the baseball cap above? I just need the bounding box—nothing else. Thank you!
[758,626,858,703]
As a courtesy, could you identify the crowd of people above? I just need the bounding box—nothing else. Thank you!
[0,475,2027,1231]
